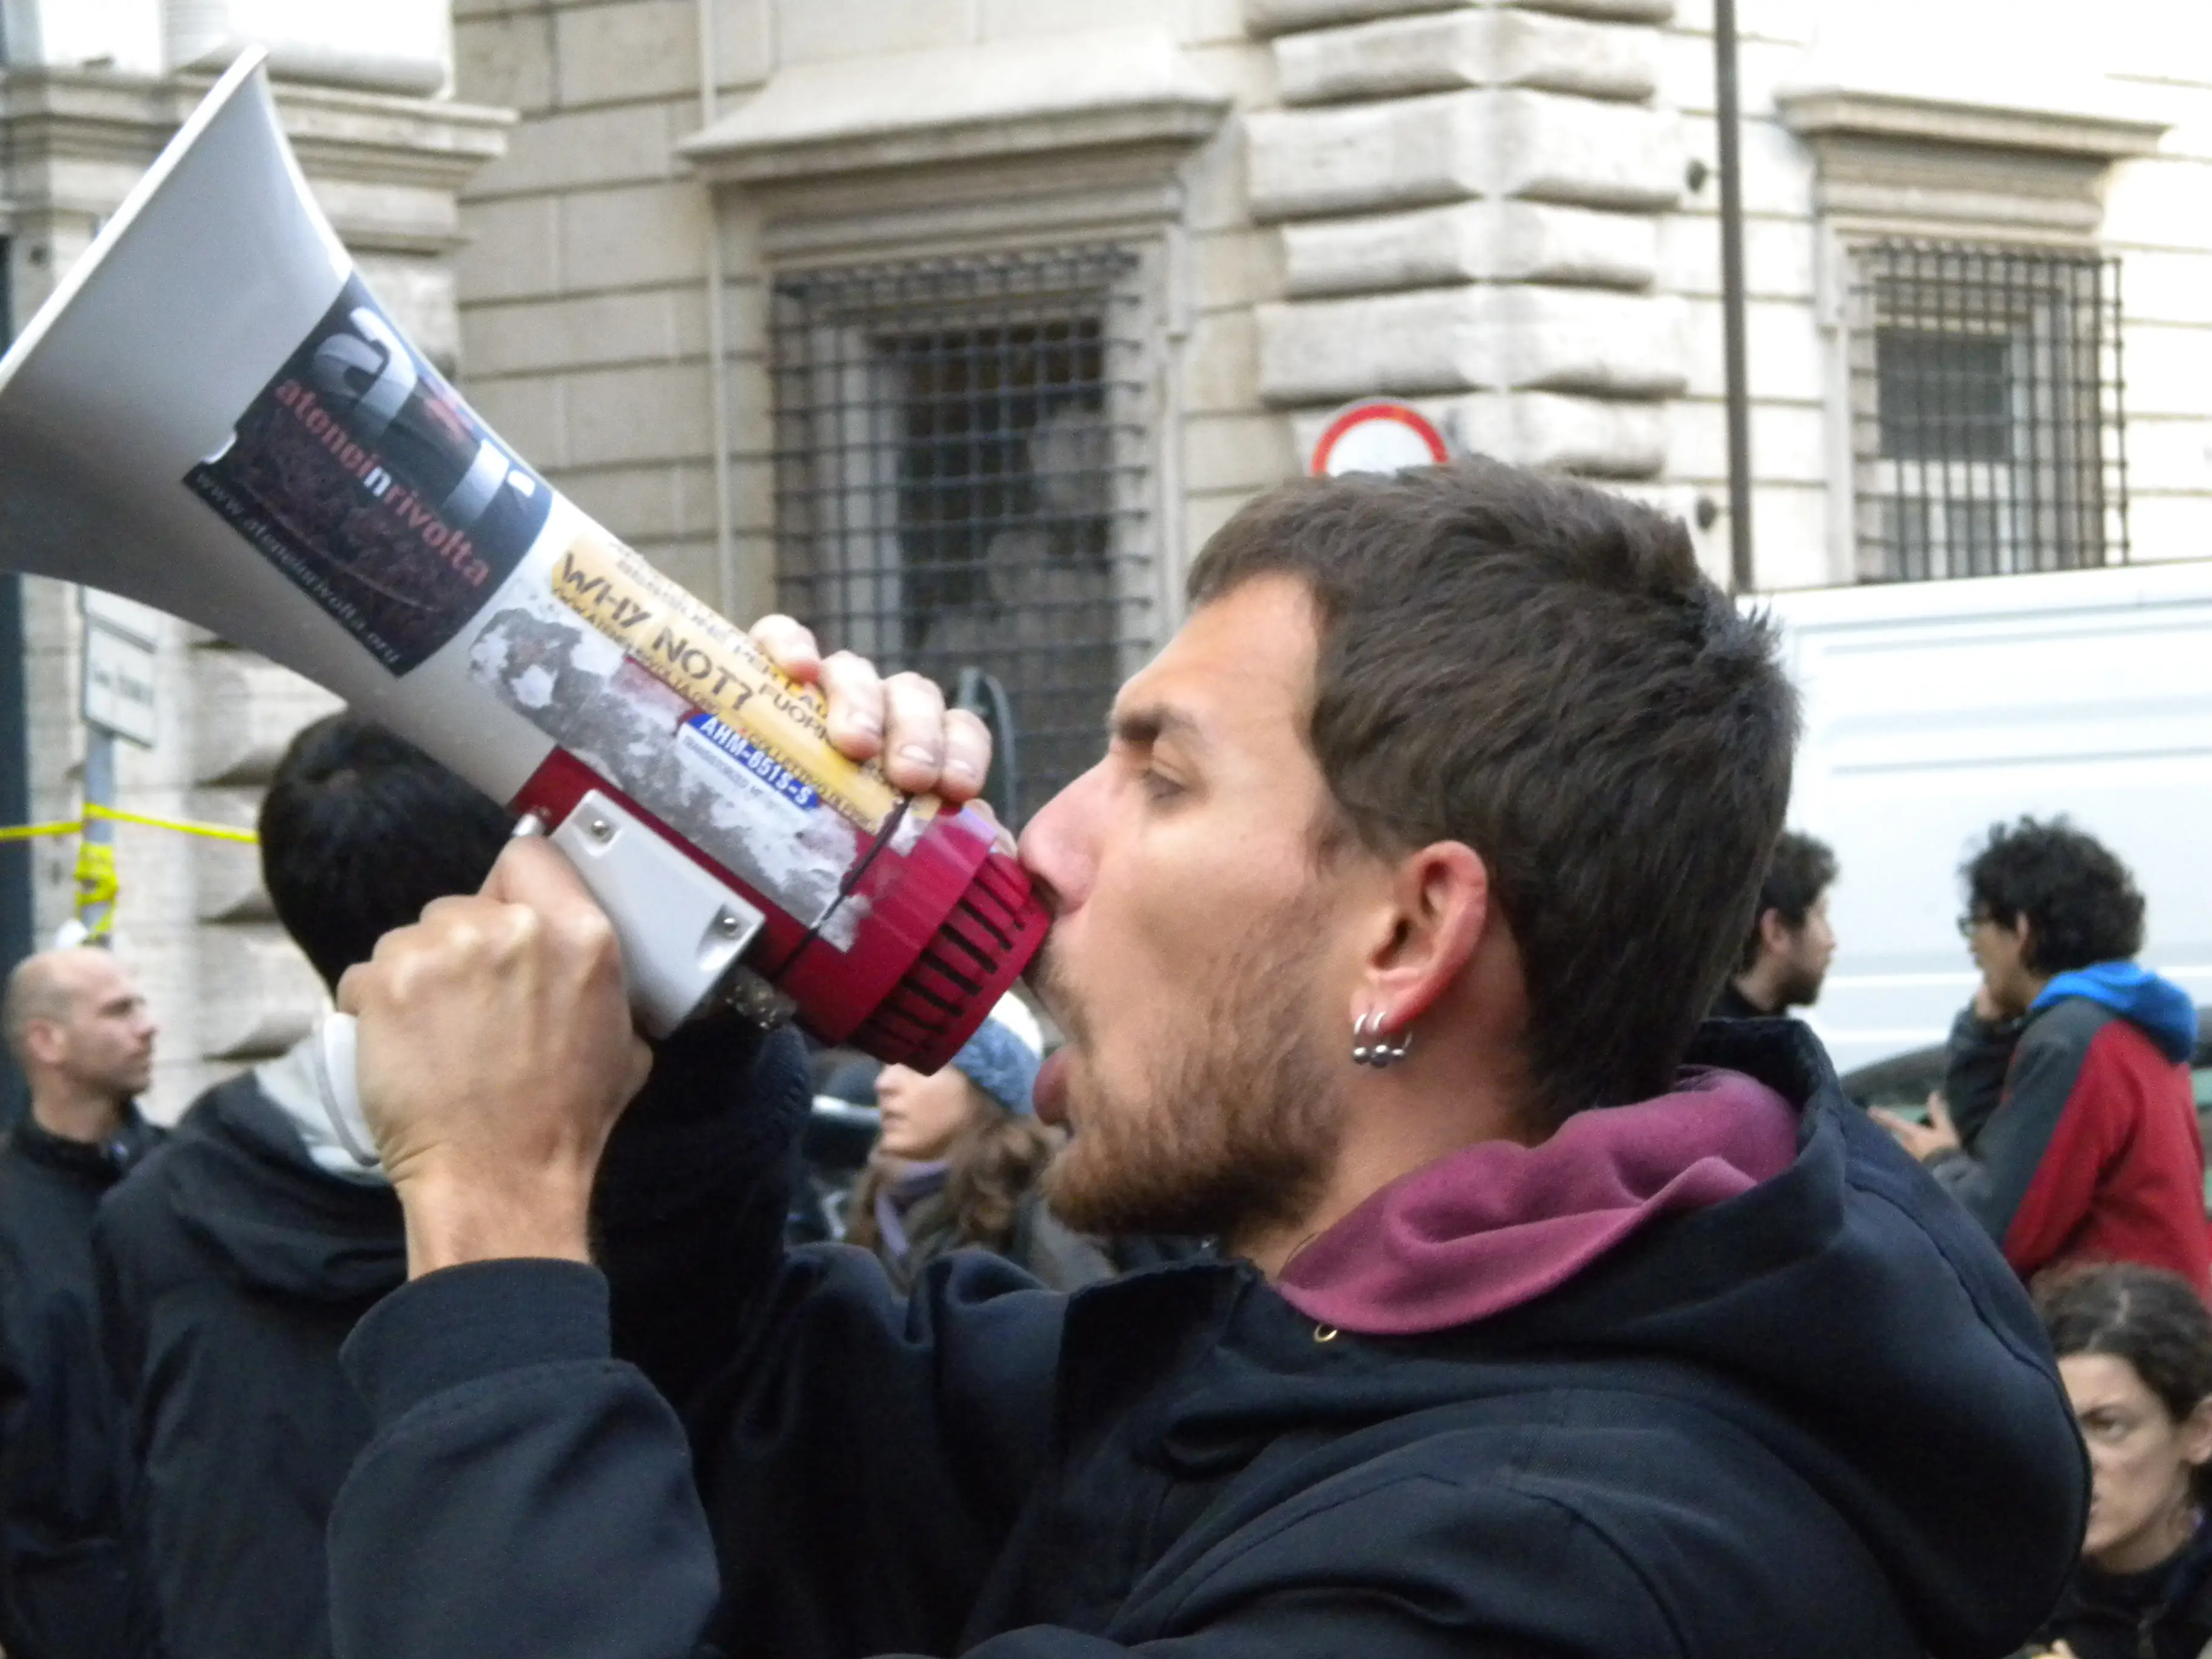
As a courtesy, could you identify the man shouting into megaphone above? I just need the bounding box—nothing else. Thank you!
[326,461,2085,1659]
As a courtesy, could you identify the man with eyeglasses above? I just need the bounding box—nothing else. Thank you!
[1877,817,2205,1290]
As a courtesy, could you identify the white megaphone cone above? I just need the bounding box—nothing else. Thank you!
[0,51,1047,1165]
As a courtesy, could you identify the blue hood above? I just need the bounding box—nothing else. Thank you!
[2031,962,2200,1064]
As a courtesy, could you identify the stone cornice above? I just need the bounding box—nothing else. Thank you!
[1777,86,2167,239]
[1777,87,2166,163]
[0,67,511,216]
[677,28,1227,187]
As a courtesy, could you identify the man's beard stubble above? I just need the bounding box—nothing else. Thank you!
[1036,908,1346,1250]
[1771,955,1826,1012]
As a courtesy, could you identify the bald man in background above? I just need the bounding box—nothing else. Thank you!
[0,949,160,1659]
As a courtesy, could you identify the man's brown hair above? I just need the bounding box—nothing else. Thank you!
[1188,460,1798,1126]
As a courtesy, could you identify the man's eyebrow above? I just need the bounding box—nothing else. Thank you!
[1109,704,1204,749]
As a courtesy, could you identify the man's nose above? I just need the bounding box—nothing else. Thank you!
[1017,763,1104,916]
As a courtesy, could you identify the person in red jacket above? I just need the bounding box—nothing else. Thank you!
[1880,819,2206,1290]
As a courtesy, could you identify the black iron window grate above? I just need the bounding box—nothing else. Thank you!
[770,249,1153,824]
[1849,240,2127,582]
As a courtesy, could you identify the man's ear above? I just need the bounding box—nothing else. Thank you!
[1356,841,1490,1031]
[1756,907,1791,963]
[19,1018,64,1071]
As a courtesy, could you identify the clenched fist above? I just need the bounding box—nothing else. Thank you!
[337,838,652,1277]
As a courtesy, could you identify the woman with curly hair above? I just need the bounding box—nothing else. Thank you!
[844,994,1111,1293]
[2032,1263,2212,1659]
[1877,817,2205,1289]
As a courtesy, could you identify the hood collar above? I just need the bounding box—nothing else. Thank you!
[10,1099,158,1181]
[1276,1068,1798,1337]
[2033,962,2199,1064]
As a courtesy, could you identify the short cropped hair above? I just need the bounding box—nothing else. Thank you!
[1188,460,1798,1125]
[260,715,514,990]
[1963,817,2143,975]
[1,956,76,1071]
[1737,830,1838,974]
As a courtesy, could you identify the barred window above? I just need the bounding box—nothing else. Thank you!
[769,249,1154,824]
[1849,240,2127,581]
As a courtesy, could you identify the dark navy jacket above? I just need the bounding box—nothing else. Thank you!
[327,1022,2085,1659]
[0,1106,161,1659]
[95,1075,405,1659]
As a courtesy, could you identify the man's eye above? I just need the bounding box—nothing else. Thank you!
[1141,770,1184,802]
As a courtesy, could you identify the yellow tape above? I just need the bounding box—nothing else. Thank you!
[0,807,257,845]
[0,818,92,843]
[74,842,119,939]
[82,803,258,845]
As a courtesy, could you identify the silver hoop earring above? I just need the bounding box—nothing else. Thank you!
[1352,1011,1412,1069]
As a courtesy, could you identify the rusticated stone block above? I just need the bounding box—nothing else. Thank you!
[1248,89,1680,223]
[190,651,344,788]
[1491,89,1680,210]
[1247,94,1485,221]
[1258,283,1687,403]
[190,789,273,925]
[1276,9,1657,107]
[195,925,327,1062]
[1282,200,1657,296]
[1244,0,1460,37]
[1447,390,1668,477]
[1484,284,1687,395]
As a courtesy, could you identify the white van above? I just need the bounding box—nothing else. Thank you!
[1755,561,2212,1078]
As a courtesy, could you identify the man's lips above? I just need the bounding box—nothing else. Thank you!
[1031,1048,1070,1127]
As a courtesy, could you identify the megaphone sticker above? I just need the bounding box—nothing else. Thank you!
[184,275,549,672]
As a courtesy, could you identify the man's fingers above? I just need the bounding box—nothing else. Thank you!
[1927,1090,1955,1131]
[749,614,823,683]
[819,651,887,760]
[880,672,948,794]
[334,962,368,1017]
[939,709,993,805]
[480,836,602,912]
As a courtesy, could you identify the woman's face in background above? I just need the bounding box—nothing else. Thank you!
[2062,1352,2212,1574]
[875,1064,986,1162]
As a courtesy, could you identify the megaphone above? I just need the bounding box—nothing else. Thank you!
[0,50,1048,1132]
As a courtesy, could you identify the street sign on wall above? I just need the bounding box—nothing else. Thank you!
[1308,400,1452,478]
[81,589,159,747]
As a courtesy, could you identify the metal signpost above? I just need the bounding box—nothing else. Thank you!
[76,588,160,942]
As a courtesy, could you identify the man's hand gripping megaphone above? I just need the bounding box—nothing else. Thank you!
[332,618,999,1275]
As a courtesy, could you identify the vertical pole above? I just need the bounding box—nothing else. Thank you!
[1715,0,1755,594]
[697,0,739,621]
[0,575,32,1124]
[79,725,118,943]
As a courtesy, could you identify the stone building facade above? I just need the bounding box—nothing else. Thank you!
[4,0,2208,1115]
[451,0,2212,794]
[1,2,509,1112]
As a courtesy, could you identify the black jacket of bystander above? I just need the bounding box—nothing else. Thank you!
[0,1105,161,1659]
[95,1074,403,1659]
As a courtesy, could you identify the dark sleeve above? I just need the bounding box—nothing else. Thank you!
[1942,1004,2017,1135]
[330,1245,1069,1659]
[1926,1018,2090,1256]
[330,1262,719,1659]
[587,1014,811,1413]
[333,1017,1068,1659]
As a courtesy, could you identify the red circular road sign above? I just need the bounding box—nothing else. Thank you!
[1309,400,1452,477]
